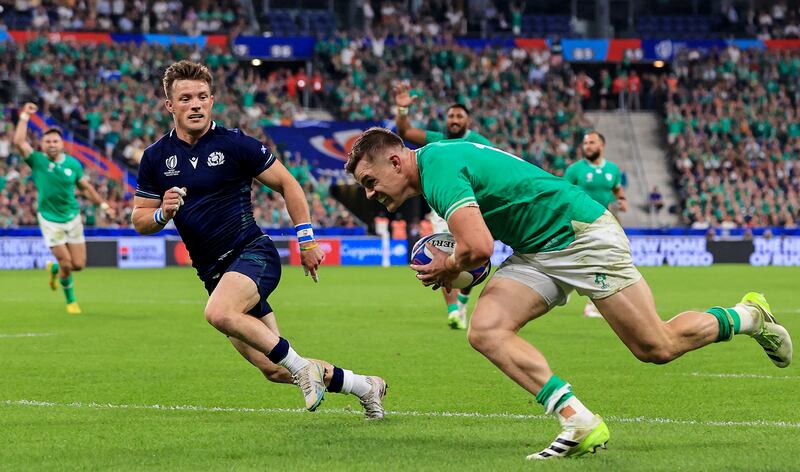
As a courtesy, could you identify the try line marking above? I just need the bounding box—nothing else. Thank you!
[3,399,799,429]
[675,372,799,380]
[0,333,53,339]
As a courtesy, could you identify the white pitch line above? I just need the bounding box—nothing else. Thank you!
[0,333,54,339]
[679,372,799,380]
[3,399,799,429]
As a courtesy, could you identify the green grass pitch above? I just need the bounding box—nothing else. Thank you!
[1,265,799,471]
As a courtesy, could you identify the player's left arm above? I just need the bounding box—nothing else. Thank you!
[77,177,115,218]
[255,160,324,281]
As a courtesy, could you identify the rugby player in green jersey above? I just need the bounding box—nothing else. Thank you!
[346,127,792,460]
[394,82,491,329]
[13,102,115,314]
[564,131,626,318]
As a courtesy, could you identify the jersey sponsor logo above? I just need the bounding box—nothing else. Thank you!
[605,173,612,181]
[586,172,593,181]
[208,151,225,167]
[64,168,73,177]
[190,156,198,169]
[165,155,180,176]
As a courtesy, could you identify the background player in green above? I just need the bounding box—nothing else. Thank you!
[13,102,114,314]
[394,82,491,329]
[345,127,792,461]
[564,131,627,318]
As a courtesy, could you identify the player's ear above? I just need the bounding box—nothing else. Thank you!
[165,99,173,113]
[389,154,402,172]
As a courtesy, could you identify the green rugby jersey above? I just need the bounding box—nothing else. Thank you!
[417,141,605,253]
[564,159,622,208]
[425,129,493,146]
[25,151,83,223]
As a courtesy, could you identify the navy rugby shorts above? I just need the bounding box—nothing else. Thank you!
[203,235,281,317]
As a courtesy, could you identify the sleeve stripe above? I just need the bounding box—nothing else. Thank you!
[254,153,276,175]
[444,197,478,220]
[135,189,161,199]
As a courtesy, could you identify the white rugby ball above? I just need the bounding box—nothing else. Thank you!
[411,232,491,289]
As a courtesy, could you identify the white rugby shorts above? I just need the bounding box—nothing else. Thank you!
[37,213,85,247]
[492,211,642,306]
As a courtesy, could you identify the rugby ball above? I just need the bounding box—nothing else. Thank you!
[411,232,491,289]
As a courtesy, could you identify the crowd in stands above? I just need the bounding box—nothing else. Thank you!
[722,1,800,40]
[666,45,800,229]
[6,7,800,230]
[0,117,356,229]
[0,0,247,35]
[315,35,595,177]
[0,37,354,229]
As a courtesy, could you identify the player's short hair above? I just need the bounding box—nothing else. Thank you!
[43,128,63,138]
[162,60,213,99]
[446,104,470,115]
[586,131,606,144]
[345,127,404,175]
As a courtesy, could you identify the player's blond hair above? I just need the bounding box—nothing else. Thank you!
[162,60,213,99]
[345,127,404,174]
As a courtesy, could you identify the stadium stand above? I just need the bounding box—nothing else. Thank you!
[314,35,593,177]
[667,45,800,229]
[4,1,800,230]
[0,36,352,228]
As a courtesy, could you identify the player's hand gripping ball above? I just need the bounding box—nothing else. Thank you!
[411,232,491,289]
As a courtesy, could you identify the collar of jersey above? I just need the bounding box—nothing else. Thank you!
[586,157,605,169]
[169,121,218,148]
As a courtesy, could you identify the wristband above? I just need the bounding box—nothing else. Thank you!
[153,208,168,226]
[295,222,315,243]
[397,106,409,116]
[19,112,30,122]
[299,242,320,251]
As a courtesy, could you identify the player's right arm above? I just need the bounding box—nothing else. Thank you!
[394,83,427,146]
[444,206,495,272]
[131,188,185,235]
[131,150,185,234]
[12,102,37,159]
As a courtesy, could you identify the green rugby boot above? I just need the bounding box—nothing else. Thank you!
[740,292,792,368]
[527,416,610,460]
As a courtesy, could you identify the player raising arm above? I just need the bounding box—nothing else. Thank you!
[393,82,492,329]
[346,127,792,460]
[132,60,386,417]
[13,102,115,314]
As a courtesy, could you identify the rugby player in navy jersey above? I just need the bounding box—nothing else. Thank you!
[132,60,386,418]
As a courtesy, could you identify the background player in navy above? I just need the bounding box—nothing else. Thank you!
[131,60,386,418]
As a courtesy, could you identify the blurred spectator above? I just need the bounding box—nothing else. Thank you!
[315,35,592,177]
[667,45,800,229]
[649,186,665,213]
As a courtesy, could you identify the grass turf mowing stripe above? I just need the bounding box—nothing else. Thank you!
[4,399,800,429]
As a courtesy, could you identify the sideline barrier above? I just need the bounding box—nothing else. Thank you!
[3,235,800,269]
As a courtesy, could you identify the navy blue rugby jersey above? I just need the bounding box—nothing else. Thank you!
[135,122,276,279]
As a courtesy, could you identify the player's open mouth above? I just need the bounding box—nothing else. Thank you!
[377,194,391,206]
[188,114,204,120]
